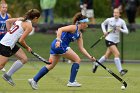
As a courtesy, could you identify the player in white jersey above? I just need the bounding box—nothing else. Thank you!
[0,2,11,73]
[92,8,129,76]
[0,9,40,86]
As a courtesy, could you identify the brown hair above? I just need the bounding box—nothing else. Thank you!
[22,9,40,21]
[72,12,87,24]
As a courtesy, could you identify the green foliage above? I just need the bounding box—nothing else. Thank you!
[4,0,140,18]
[54,0,80,18]
[54,0,112,18]
[6,0,40,17]
[94,0,112,18]
[5,0,113,18]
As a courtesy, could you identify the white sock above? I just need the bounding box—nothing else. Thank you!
[114,58,122,72]
[7,60,23,76]
[95,56,106,66]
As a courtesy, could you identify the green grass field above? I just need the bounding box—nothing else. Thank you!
[0,62,140,93]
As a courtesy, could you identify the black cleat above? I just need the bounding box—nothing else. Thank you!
[92,65,98,73]
[120,69,128,76]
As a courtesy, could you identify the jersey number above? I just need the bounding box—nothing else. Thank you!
[0,24,6,30]
[9,24,19,34]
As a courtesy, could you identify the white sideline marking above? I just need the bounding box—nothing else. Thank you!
[98,76,114,79]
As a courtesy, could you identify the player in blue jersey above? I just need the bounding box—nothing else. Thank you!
[0,3,11,40]
[28,12,96,90]
[0,3,11,73]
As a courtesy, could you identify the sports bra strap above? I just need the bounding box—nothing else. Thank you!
[75,24,79,33]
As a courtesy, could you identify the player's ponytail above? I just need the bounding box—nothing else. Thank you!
[22,9,40,21]
[73,12,87,24]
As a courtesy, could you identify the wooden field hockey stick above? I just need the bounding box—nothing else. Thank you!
[90,29,113,48]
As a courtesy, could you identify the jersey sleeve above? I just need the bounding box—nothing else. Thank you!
[120,20,129,34]
[101,18,109,33]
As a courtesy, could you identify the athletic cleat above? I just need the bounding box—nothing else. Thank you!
[67,81,81,87]
[2,73,15,86]
[120,69,128,76]
[92,65,98,73]
[1,68,6,73]
[28,78,38,90]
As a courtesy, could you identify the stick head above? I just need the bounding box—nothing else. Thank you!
[123,81,127,88]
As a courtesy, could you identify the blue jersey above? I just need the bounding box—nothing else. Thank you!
[0,13,9,40]
[50,25,80,54]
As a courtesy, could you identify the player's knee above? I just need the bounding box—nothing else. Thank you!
[75,58,81,63]
[21,56,28,64]
[115,53,120,57]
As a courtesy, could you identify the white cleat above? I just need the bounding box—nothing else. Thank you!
[28,78,38,90]
[67,81,81,87]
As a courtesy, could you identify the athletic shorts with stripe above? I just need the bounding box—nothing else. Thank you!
[0,44,20,57]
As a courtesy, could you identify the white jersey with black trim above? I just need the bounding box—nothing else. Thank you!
[101,17,129,43]
[0,20,31,49]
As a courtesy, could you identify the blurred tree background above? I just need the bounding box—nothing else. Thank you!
[6,0,40,17]
[5,0,140,19]
[5,0,114,18]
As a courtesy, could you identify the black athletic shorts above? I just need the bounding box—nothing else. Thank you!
[0,44,20,57]
[105,40,118,47]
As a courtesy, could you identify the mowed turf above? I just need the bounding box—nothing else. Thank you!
[0,62,140,93]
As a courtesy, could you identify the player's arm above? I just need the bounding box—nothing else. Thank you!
[6,17,22,31]
[77,34,96,61]
[56,25,76,40]
[55,25,76,48]
[7,13,12,19]
[116,20,128,34]
[120,20,129,34]
[101,18,109,35]
[18,22,32,52]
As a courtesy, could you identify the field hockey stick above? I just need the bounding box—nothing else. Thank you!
[95,60,127,88]
[30,51,51,64]
[17,42,51,64]
[90,29,113,48]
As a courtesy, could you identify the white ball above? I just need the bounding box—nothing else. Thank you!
[121,85,126,90]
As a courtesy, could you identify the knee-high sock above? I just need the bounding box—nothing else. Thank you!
[69,63,79,83]
[95,56,106,66]
[33,66,49,82]
[114,58,122,72]
[7,60,23,76]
